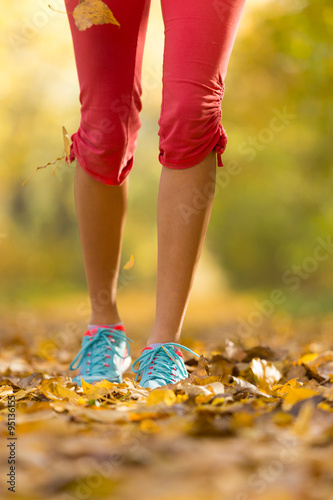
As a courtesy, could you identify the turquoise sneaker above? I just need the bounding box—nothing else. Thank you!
[131,343,200,389]
[69,325,133,386]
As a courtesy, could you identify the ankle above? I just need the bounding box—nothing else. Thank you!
[89,313,121,326]
[146,332,181,346]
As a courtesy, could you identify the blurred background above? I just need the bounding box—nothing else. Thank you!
[1,0,333,345]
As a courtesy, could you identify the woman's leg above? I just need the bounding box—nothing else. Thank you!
[148,0,246,345]
[74,166,128,325]
[65,0,152,385]
[64,0,151,325]
[147,151,216,344]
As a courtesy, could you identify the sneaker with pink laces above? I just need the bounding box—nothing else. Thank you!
[70,325,133,386]
[131,342,199,389]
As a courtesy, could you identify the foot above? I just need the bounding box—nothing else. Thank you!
[70,325,133,386]
[131,342,199,389]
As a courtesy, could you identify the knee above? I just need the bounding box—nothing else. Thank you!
[158,89,223,168]
[71,111,134,185]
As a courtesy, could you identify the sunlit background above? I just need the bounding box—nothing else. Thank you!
[1,0,333,339]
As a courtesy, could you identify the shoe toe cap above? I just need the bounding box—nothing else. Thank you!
[141,379,166,389]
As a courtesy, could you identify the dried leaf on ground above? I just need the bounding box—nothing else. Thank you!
[2,310,333,499]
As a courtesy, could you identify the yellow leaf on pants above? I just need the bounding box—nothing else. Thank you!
[147,389,176,406]
[73,0,120,31]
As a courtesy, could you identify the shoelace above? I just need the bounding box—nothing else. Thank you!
[132,342,199,384]
[70,328,133,378]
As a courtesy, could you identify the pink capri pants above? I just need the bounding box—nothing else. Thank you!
[65,0,246,185]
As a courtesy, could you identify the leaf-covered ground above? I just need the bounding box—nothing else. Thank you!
[1,294,333,500]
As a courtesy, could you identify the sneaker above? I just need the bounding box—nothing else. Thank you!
[131,342,199,389]
[69,325,133,386]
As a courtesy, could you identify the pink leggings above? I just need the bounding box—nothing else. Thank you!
[65,0,246,185]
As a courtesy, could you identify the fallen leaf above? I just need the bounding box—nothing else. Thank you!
[243,345,277,362]
[250,357,282,388]
[39,379,81,404]
[210,354,234,379]
[0,386,14,398]
[298,352,319,365]
[188,355,210,381]
[224,339,247,362]
[139,418,160,433]
[194,394,213,405]
[123,255,135,270]
[285,364,308,383]
[272,411,294,427]
[147,389,176,406]
[230,376,273,398]
[232,412,254,428]
[283,387,319,407]
[304,351,333,380]
[292,399,315,435]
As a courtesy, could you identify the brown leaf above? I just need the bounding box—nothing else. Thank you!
[285,364,309,383]
[210,354,234,379]
[17,372,46,390]
[73,0,120,31]
[243,345,277,362]
[304,351,333,381]
[187,355,211,381]
[230,375,273,398]
[224,338,247,362]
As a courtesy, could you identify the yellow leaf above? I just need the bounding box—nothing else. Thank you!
[292,400,315,435]
[140,418,160,433]
[123,255,134,270]
[283,387,318,406]
[0,386,13,398]
[232,412,254,427]
[94,379,116,389]
[50,402,68,413]
[77,397,87,406]
[176,394,189,403]
[129,411,165,422]
[318,402,333,412]
[194,394,212,405]
[272,411,293,427]
[298,352,319,365]
[273,378,302,395]
[40,380,80,404]
[211,397,225,406]
[62,126,71,159]
[73,0,120,31]
[14,388,37,401]
[147,389,176,406]
[304,350,333,379]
